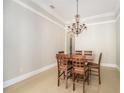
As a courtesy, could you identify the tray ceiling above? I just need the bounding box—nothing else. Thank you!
[19,0,120,24]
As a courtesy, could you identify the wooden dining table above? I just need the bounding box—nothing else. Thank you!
[66,53,94,62]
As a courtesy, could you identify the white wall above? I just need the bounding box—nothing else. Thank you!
[75,22,116,65]
[3,0,65,81]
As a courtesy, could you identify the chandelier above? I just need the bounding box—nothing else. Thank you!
[68,0,87,36]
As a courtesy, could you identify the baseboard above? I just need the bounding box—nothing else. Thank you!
[101,63,120,71]
[101,63,117,68]
[3,63,56,88]
[116,66,120,71]
[3,63,119,88]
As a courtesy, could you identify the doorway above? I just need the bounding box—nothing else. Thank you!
[66,32,75,54]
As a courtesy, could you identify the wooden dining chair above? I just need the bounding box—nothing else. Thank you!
[88,53,102,84]
[75,50,82,55]
[72,55,89,93]
[56,54,72,88]
[58,51,66,80]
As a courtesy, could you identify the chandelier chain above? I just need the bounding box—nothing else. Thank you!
[77,0,78,15]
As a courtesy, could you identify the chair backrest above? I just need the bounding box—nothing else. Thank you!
[98,53,102,65]
[84,51,93,63]
[56,54,68,68]
[75,50,82,55]
[72,55,86,68]
[84,51,92,56]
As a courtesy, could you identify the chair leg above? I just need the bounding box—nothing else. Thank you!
[65,71,68,89]
[89,67,91,81]
[87,70,89,85]
[73,73,75,91]
[63,71,65,79]
[98,68,101,84]
[83,76,85,93]
[58,71,60,87]
[90,68,92,77]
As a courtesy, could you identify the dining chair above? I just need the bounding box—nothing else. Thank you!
[72,55,89,93]
[56,54,72,88]
[58,51,66,80]
[75,50,82,55]
[88,53,102,84]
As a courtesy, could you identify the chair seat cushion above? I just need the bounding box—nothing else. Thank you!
[73,67,88,74]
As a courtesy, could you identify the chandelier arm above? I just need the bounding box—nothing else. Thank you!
[67,0,87,36]
[82,27,86,31]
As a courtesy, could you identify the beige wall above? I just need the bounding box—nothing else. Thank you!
[116,16,120,68]
[3,0,65,81]
[75,22,116,65]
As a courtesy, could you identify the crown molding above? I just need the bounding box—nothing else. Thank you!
[34,0,117,24]
[83,12,115,21]
[12,0,119,28]
[65,12,115,25]
[32,1,65,24]
[31,0,116,25]
[87,20,116,26]
[12,0,64,29]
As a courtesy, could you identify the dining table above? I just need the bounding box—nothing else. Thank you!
[66,53,94,63]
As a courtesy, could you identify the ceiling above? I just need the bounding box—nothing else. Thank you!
[20,0,120,25]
